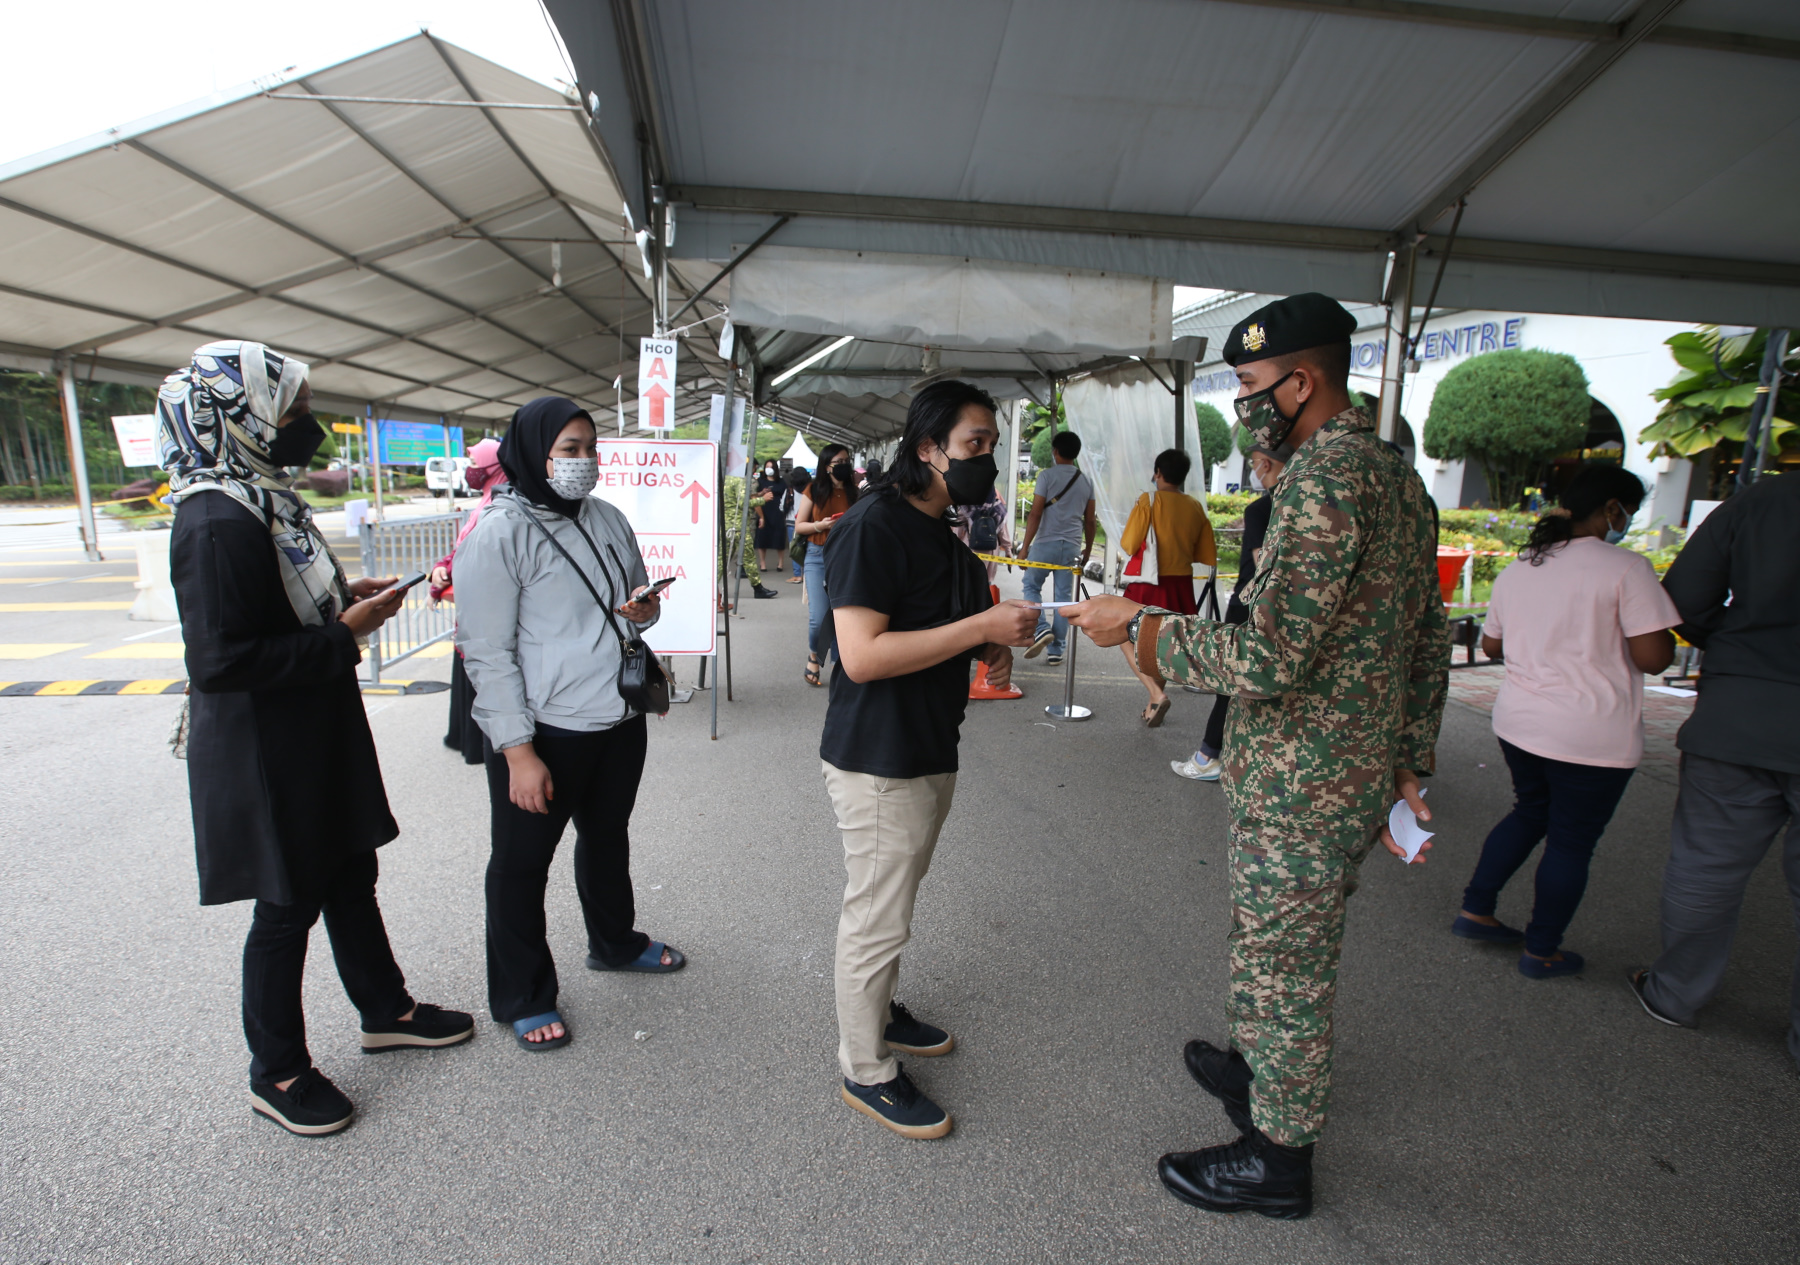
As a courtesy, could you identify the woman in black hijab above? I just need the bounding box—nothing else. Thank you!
[453,398,684,1054]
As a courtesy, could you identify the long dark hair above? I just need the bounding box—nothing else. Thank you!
[809,443,858,508]
[1523,463,1646,565]
[876,379,998,501]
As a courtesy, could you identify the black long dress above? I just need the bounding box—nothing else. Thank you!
[753,476,789,550]
[171,493,397,906]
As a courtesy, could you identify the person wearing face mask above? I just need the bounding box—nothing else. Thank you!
[430,438,507,765]
[754,460,791,575]
[164,341,475,1137]
[1063,294,1449,1218]
[453,398,681,1054]
[1455,464,1677,978]
[794,444,859,686]
[819,381,1038,1139]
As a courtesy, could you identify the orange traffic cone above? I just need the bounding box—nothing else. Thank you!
[970,582,1023,700]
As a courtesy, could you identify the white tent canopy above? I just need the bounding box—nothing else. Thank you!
[0,33,731,426]
[550,0,1800,336]
[780,432,818,471]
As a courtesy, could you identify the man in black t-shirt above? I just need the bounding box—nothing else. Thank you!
[821,381,1038,1139]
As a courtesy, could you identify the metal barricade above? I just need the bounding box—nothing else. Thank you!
[357,511,465,685]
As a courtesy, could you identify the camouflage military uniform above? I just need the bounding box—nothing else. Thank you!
[719,475,763,589]
[1153,405,1448,1147]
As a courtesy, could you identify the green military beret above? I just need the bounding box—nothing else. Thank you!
[1222,292,1357,367]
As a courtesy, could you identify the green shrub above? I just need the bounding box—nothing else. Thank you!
[1422,349,1590,508]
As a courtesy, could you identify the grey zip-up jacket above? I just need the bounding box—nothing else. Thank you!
[454,489,657,750]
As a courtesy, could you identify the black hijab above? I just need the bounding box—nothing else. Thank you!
[499,396,594,517]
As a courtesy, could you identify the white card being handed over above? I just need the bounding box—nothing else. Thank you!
[1388,788,1433,863]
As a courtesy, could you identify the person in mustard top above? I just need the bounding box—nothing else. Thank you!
[1118,449,1216,726]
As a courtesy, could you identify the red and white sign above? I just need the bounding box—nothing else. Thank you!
[637,336,677,431]
[592,439,716,655]
[110,414,160,467]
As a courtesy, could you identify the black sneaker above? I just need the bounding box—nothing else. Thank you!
[753,585,780,599]
[840,1065,953,1139]
[1158,1130,1313,1219]
[1183,1038,1253,1135]
[884,1000,954,1056]
[250,1068,354,1136]
[1628,969,1693,1028]
[361,1002,476,1053]
[1045,653,1063,665]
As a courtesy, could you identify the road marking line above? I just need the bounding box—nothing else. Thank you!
[0,602,135,611]
[121,623,178,642]
[87,643,185,659]
[0,577,67,583]
[0,644,88,659]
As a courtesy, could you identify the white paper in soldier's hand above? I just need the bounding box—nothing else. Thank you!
[1388,788,1432,863]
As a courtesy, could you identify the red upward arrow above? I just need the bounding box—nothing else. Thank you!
[680,479,711,524]
[645,382,670,429]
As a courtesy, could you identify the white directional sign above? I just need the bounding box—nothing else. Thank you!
[592,439,716,655]
[637,336,677,432]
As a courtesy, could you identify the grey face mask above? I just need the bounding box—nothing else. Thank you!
[547,456,598,500]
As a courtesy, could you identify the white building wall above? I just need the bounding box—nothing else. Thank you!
[1192,311,1695,530]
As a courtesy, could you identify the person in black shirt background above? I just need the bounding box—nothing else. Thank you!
[821,380,1038,1139]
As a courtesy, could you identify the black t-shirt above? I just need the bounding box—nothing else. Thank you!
[819,489,991,778]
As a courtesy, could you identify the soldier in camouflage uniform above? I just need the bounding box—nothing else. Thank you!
[719,475,778,601]
[1067,293,1448,1219]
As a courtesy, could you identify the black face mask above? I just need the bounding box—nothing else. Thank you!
[942,452,999,506]
[269,412,325,469]
[832,461,855,482]
[1233,371,1304,462]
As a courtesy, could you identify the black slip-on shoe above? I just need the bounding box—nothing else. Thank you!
[1183,1039,1254,1135]
[753,585,780,599]
[361,1002,476,1052]
[884,1000,954,1056]
[1452,913,1525,943]
[1628,969,1694,1028]
[1158,1131,1313,1220]
[250,1068,354,1136]
[840,1066,952,1140]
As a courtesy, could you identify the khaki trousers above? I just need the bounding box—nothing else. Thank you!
[823,761,957,1085]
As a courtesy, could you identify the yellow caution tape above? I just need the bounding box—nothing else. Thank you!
[973,552,1082,572]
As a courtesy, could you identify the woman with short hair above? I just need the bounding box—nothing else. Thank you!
[454,398,684,1052]
[1454,464,1679,978]
[165,340,473,1137]
[1117,447,1216,727]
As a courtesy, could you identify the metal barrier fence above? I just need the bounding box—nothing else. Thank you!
[357,511,466,685]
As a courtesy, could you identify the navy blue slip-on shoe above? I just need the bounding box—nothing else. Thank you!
[1518,950,1585,980]
[840,1066,952,1139]
[1452,914,1525,943]
[1628,970,1693,1027]
[884,1000,954,1056]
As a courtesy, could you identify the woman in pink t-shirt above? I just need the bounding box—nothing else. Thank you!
[1454,465,1680,979]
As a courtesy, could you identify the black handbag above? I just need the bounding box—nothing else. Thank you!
[517,500,671,717]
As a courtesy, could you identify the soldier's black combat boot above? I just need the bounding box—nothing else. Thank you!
[1157,1129,1314,1219]
[1183,1038,1253,1135]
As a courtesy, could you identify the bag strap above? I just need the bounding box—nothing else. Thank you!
[1044,468,1082,506]
[512,497,632,651]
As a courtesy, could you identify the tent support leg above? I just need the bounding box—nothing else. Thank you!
[1377,241,1417,444]
[56,358,101,562]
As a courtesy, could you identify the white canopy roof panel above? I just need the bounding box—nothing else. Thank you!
[549,0,1800,327]
[0,33,731,426]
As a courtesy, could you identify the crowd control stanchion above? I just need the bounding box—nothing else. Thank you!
[1043,577,1091,722]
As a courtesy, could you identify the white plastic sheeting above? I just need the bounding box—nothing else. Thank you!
[1061,363,1210,555]
[729,247,1173,357]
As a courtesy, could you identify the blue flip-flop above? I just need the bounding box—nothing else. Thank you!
[1518,950,1585,980]
[1451,914,1525,943]
[586,940,687,974]
[511,1011,571,1051]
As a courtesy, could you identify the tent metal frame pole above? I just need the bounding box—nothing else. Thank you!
[714,340,740,732]
[1377,243,1418,444]
[1737,328,1789,491]
[55,358,101,562]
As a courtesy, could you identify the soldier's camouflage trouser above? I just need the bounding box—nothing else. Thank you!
[1228,815,1379,1147]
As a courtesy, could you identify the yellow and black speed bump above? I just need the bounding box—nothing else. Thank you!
[358,680,451,696]
[0,679,187,697]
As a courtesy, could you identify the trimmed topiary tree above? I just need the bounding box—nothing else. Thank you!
[1422,349,1590,508]
[1192,401,1232,473]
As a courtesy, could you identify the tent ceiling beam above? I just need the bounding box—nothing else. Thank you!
[264,91,582,111]
[666,215,790,327]
[1211,0,1800,60]
[611,0,674,190]
[673,184,1790,292]
[1401,0,1687,231]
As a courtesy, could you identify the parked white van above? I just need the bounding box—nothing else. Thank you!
[425,456,472,497]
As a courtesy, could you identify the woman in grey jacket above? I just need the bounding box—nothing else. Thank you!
[454,398,686,1052]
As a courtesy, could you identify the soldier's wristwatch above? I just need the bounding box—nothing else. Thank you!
[1126,610,1145,645]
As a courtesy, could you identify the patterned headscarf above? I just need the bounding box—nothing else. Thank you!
[157,341,350,627]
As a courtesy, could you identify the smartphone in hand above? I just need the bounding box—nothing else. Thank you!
[386,572,428,596]
[623,575,677,608]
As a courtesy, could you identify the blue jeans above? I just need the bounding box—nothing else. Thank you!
[804,543,831,658]
[1022,539,1079,654]
[1462,738,1635,957]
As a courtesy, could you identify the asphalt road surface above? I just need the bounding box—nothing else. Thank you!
[2,533,1796,1264]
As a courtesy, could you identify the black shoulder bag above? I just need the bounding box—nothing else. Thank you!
[516,502,670,717]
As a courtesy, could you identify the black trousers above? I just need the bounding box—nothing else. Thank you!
[445,651,485,765]
[484,715,650,1024]
[242,850,411,1084]
[1201,693,1230,760]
